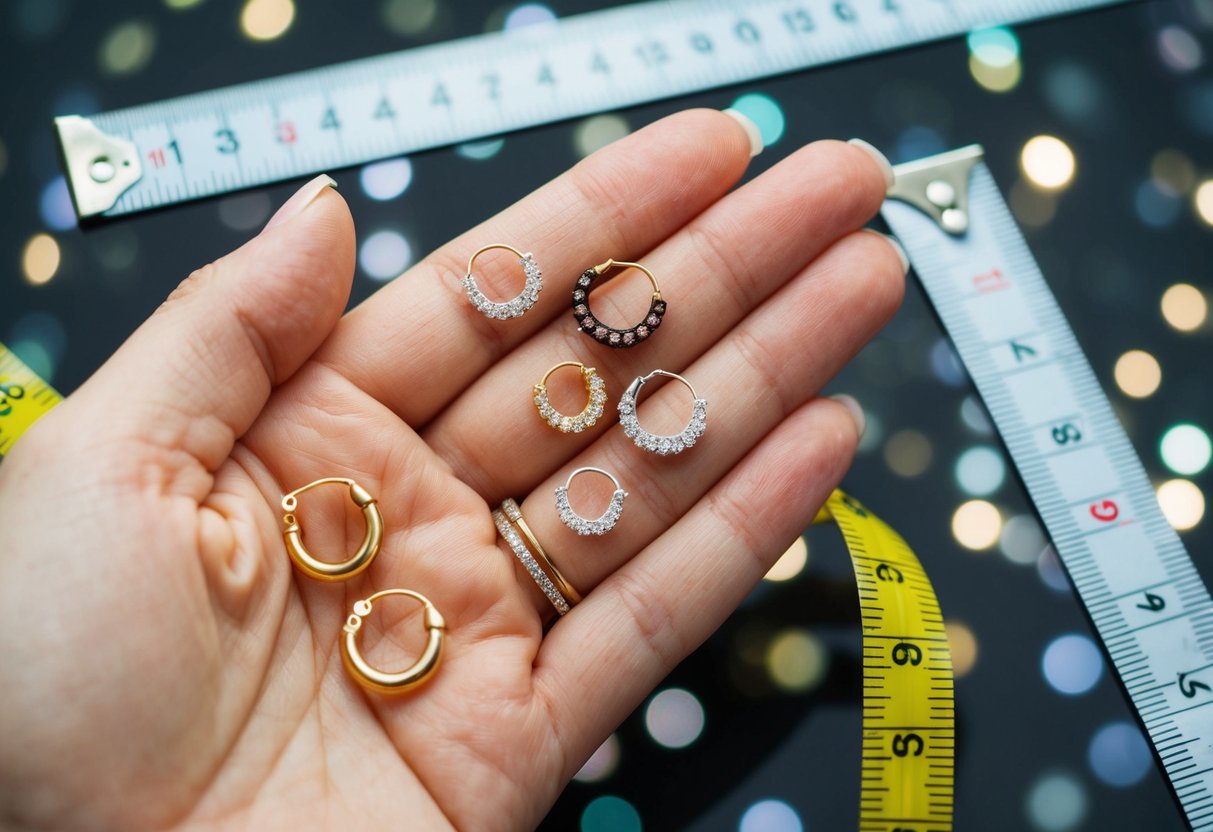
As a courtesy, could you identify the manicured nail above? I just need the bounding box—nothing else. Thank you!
[830,393,866,438]
[847,138,895,191]
[264,174,337,231]
[723,109,764,158]
[863,229,911,275]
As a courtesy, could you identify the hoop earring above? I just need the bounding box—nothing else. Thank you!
[572,258,665,348]
[463,243,543,319]
[533,361,607,433]
[281,478,383,582]
[618,370,708,455]
[342,589,446,694]
[555,467,628,535]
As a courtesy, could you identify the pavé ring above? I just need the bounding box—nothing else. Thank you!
[533,361,607,433]
[618,370,707,456]
[572,258,665,348]
[555,467,627,535]
[463,243,542,319]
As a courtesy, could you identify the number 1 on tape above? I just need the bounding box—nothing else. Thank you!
[882,146,1213,829]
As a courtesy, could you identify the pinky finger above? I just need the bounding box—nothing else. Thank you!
[532,396,861,773]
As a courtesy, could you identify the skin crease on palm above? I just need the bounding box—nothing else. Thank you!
[0,110,906,831]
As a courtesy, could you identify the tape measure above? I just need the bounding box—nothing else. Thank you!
[0,344,62,456]
[883,146,1213,829]
[55,0,1128,220]
[817,491,955,831]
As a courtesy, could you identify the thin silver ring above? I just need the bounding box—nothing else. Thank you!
[617,370,708,456]
[463,243,543,320]
[555,467,628,536]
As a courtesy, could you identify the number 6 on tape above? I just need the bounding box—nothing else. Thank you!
[882,146,1213,830]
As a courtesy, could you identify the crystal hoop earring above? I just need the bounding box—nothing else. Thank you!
[572,258,665,348]
[342,589,446,694]
[533,361,607,433]
[618,370,708,455]
[555,467,628,535]
[463,243,543,319]
[281,478,383,581]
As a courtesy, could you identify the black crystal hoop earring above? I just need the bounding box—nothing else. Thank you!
[572,258,665,349]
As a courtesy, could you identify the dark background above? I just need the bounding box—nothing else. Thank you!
[2,1,1211,829]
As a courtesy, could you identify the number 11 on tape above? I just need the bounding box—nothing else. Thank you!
[882,146,1213,829]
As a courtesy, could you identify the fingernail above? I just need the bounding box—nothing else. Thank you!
[264,174,337,231]
[863,229,910,275]
[830,394,866,438]
[723,109,764,158]
[847,138,895,191]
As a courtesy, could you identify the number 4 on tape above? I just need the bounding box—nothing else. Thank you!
[882,146,1213,829]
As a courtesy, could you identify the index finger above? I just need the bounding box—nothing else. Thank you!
[313,108,757,427]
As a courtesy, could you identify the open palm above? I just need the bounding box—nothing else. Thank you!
[0,110,904,831]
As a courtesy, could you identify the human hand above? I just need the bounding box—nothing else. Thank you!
[0,109,904,830]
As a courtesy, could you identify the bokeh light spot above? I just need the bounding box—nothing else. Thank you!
[728,94,785,148]
[1037,545,1071,593]
[99,19,157,76]
[645,688,705,749]
[504,3,557,30]
[765,629,828,693]
[945,620,978,677]
[217,192,272,231]
[1195,180,1213,227]
[1026,772,1088,831]
[9,312,67,376]
[1088,722,1152,788]
[360,157,414,201]
[884,429,933,478]
[960,396,994,436]
[1157,26,1204,73]
[969,54,1021,93]
[581,796,641,832]
[1151,149,1196,196]
[1021,136,1075,190]
[358,230,412,281]
[573,734,620,783]
[1134,179,1181,228]
[929,338,967,386]
[39,177,76,231]
[241,0,295,41]
[1113,350,1161,398]
[968,26,1019,67]
[382,0,437,35]
[573,115,630,158]
[456,138,505,160]
[951,500,1002,550]
[1157,479,1205,531]
[22,234,61,285]
[764,537,808,583]
[1160,424,1212,476]
[739,799,804,832]
[1000,514,1047,566]
[954,446,1006,496]
[1042,633,1102,695]
[1160,283,1207,332]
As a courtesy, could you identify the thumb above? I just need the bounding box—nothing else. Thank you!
[72,174,355,473]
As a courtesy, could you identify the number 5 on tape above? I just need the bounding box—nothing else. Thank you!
[882,146,1213,829]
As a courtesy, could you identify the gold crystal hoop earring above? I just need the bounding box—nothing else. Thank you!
[464,243,543,319]
[342,589,446,694]
[281,478,383,582]
[573,258,665,348]
[533,361,607,433]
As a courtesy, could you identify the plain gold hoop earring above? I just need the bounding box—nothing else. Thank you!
[281,478,383,582]
[342,589,446,694]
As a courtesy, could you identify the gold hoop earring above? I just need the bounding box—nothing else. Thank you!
[281,478,383,582]
[342,589,446,694]
[533,361,607,433]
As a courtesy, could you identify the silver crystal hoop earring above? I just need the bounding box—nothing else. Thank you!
[618,370,707,456]
[555,467,628,535]
[463,243,543,319]
[533,361,607,433]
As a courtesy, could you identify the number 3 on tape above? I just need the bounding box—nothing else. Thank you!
[882,146,1213,830]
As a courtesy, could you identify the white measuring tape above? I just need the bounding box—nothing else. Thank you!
[883,146,1213,830]
[56,0,1127,220]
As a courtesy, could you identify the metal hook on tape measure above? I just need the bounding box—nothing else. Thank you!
[886,144,983,236]
[54,115,143,219]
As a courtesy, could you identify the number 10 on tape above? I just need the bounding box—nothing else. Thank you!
[882,146,1213,829]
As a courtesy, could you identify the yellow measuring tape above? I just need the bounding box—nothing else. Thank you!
[815,491,956,831]
[0,342,62,456]
[0,341,955,830]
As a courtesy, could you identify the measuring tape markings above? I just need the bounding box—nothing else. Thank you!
[56,0,1129,219]
[883,147,1213,828]
[818,490,955,831]
[0,344,63,457]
